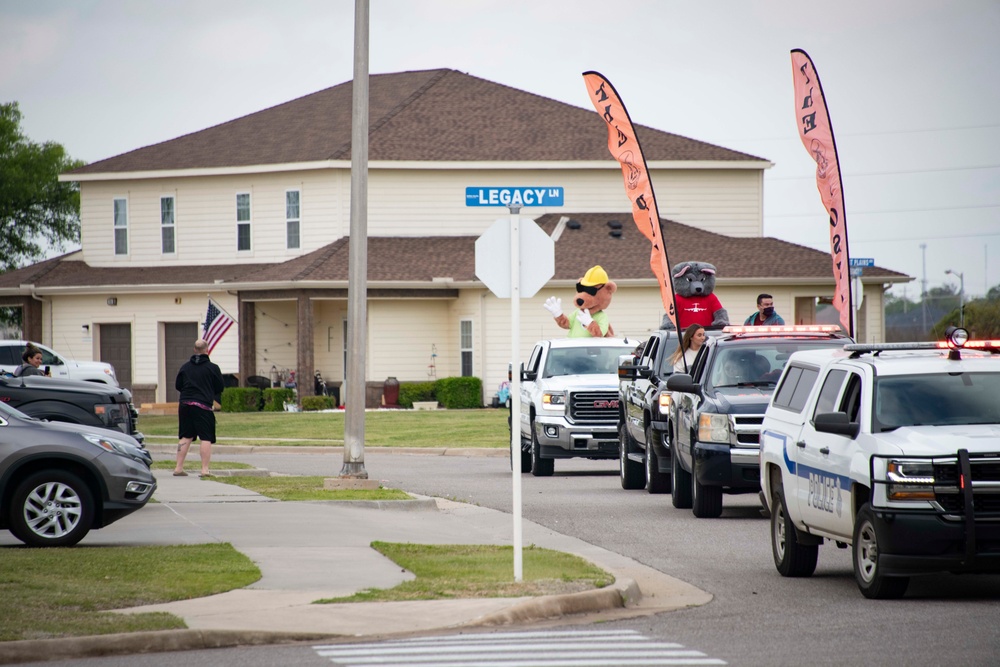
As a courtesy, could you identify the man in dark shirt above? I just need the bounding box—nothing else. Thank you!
[172,339,225,477]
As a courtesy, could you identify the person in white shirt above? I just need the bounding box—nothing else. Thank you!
[668,324,706,375]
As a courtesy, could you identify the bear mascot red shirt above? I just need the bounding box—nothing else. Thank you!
[665,261,729,330]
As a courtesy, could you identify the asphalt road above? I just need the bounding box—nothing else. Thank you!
[33,448,1000,667]
[237,449,1000,666]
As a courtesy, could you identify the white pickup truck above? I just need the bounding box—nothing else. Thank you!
[0,340,119,386]
[518,337,636,476]
[760,329,1000,599]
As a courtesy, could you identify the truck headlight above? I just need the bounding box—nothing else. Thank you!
[658,393,671,416]
[541,392,566,411]
[698,413,730,443]
[886,459,936,501]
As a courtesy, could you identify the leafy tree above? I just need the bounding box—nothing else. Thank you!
[884,292,919,316]
[932,296,1000,339]
[0,102,85,272]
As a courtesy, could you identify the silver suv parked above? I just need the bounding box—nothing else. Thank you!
[0,401,155,547]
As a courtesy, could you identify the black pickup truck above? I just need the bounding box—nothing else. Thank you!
[0,374,144,443]
[665,326,849,518]
[617,329,682,493]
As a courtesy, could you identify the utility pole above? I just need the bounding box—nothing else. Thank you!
[920,243,927,335]
[341,0,369,479]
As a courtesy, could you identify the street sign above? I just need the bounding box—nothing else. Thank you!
[849,257,875,267]
[475,217,554,298]
[465,187,564,207]
[850,267,865,277]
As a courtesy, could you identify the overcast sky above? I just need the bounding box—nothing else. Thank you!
[3,0,998,299]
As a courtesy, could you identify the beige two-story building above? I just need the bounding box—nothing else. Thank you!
[0,68,907,406]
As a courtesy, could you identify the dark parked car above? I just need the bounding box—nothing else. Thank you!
[0,400,155,547]
[0,374,143,443]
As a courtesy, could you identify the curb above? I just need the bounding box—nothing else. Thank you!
[0,584,637,664]
[0,629,341,666]
[144,444,508,457]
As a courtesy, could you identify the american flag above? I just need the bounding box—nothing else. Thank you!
[202,299,235,354]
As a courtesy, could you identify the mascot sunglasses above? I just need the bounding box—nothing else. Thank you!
[575,282,604,296]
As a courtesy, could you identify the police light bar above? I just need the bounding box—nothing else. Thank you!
[722,325,842,334]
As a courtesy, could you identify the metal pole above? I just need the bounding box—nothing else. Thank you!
[341,0,369,478]
[509,205,523,582]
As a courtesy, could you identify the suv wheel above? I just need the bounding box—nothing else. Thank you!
[853,504,909,599]
[691,455,723,518]
[619,424,644,490]
[771,490,818,577]
[530,426,553,477]
[9,470,95,547]
[645,425,671,494]
[671,437,692,509]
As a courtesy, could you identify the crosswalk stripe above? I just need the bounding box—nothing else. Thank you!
[314,629,726,666]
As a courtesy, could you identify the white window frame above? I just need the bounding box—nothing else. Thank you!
[160,195,176,254]
[236,192,252,252]
[113,197,128,256]
[460,319,473,377]
[285,189,301,250]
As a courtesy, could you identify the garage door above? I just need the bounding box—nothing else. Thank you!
[99,323,132,390]
[164,322,199,402]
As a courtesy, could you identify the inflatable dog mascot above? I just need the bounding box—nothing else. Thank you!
[543,265,617,338]
[662,261,729,330]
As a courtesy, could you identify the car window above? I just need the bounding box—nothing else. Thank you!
[642,337,659,368]
[0,346,18,365]
[543,346,634,377]
[873,372,1000,431]
[772,364,820,412]
[813,369,847,418]
[526,346,541,375]
[841,373,862,423]
[38,347,62,366]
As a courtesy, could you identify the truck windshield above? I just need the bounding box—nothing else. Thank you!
[544,346,633,377]
[709,341,838,388]
[874,373,1000,432]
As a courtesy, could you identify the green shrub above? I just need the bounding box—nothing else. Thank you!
[398,381,435,409]
[262,388,296,412]
[301,395,334,411]
[221,387,261,412]
[434,376,483,409]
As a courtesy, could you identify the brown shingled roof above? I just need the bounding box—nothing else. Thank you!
[0,216,906,291]
[70,69,765,175]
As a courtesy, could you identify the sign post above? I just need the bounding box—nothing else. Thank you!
[473,186,559,581]
[849,258,875,329]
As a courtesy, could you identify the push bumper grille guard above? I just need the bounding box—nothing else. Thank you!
[871,449,1000,569]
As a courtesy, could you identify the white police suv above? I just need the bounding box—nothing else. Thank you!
[760,328,1000,599]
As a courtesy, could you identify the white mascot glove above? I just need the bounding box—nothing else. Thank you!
[577,308,594,328]
[543,296,563,317]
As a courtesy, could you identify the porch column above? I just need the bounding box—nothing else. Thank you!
[296,293,315,398]
[238,296,256,386]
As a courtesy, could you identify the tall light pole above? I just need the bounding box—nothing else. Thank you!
[342,0,369,479]
[945,269,965,328]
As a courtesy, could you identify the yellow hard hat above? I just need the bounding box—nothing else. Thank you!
[580,265,609,286]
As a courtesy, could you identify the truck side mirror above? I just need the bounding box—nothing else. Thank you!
[666,373,700,395]
[813,412,859,438]
[520,362,536,382]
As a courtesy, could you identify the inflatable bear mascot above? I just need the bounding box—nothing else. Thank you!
[662,260,729,330]
[543,265,617,338]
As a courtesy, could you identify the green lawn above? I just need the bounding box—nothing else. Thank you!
[0,544,259,642]
[138,408,512,448]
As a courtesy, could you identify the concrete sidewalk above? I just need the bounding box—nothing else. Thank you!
[0,468,711,664]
